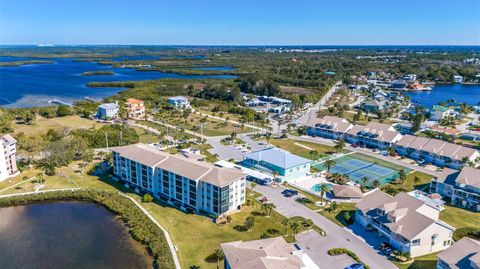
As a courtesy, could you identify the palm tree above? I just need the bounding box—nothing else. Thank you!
[290,222,300,242]
[413,176,421,188]
[309,150,319,160]
[213,248,224,269]
[262,202,275,217]
[324,159,336,177]
[317,183,331,205]
[373,180,381,189]
[281,218,290,235]
[330,201,338,212]
[334,139,345,153]
[361,177,369,187]
[190,266,200,269]
[250,181,257,194]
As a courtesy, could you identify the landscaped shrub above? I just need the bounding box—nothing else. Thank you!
[0,189,175,268]
[328,248,370,269]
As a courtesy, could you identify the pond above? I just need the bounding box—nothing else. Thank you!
[406,84,480,107]
[0,201,153,269]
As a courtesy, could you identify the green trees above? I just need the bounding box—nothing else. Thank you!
[317,183,332,205]
[56,106,73,117]
[244,216,255,231]
[281,218,290,235]
[213,248,224,269]
[334,139,345,153]
[0,114,13,134]
[261,202,275,217]
[142,194,154,203]
[324,159,336,176]
[250,181,257,193]
[309,150,319,160]
[372,180,381,189]
[398,169,407,185]
[290,222,300,242]
[73,124,139,148]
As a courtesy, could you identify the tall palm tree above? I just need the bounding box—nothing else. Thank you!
[281,218,290,235]
[214,248,224,269]
[309,150,319,160]
[361,177,369,187]
[318,183,331,205]
[290,222,300,242]
[250,181,257,194]
[324,159,336,177]
[334,139,346,153]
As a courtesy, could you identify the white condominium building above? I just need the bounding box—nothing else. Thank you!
[111,144,247,216]
[0,134,18,182]
[356,190,455,258]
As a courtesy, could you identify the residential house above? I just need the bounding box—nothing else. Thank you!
[96,102,119,119]
[355,191,455,258]
[430,105,452,121]
[395,135,479,169]
[453,75,464,83]
[390,80,407,90]
[430,167,480,212]
[345,122,403,150]
[0,134,18,181]
[111,144,247,216]
[221,237,319,269]
[306,116,353,140]
[125,98,145,119]
[243,147,311,180]
[403,74,417,81]
[167,96,190,108]
[329,184,363,203]
[362,100,382,113]
[437,237,480,269]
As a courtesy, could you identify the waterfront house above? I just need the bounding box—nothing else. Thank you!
[355,190,455,258]
[221,237,319,269]
[437,237,480,269]
[403,74,417,81]
[167,96,190,108]
[306,115,353,140]
[243,147,311,181]
[0,134,18,182]
[430,105,452,121]
[96,102,119,120]
[390,80,407,90]
[430,167,480,212]
[125,98,145,119]
[453,75,464,83]
[345,122,403,150]
[395,135,479,169]
[111,144,247,216]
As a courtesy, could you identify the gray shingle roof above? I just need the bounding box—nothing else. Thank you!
[245,147,311,169]
[438,237,480,269]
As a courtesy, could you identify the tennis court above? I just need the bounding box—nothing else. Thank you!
[313,155,405,186]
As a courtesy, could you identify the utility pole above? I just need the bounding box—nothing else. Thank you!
[120,131,123,146]
[105,131,109,150]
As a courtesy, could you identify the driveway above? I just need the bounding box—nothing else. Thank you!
[254,184,397,269]
[206,134,269,161]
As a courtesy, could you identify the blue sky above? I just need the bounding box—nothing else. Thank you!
[1,0,479,45]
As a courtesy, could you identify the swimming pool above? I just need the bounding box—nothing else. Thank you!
[311,183,333,192]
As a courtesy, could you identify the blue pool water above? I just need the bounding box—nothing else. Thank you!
[406,84,480,107]
[0,58,236,107]
[311,183,333,192]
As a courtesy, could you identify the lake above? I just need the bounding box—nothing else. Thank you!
[0,58,236,107]
[406,84,480,107]
[0,201,153,269]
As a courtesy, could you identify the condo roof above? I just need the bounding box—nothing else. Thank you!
[1,134,17,144]
[305,115,352,133]
[98,103,119,109]
[221,237,305,269]
[331,184,363,199]
[357,191,450,240]
[126,98,144,104]
[245,147,311,169]
[455,167,480,189]
[437,237,480,269]
[111,144,246,187]
[347,122,401,143]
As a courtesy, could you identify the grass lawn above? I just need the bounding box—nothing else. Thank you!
[267,138,337,159]
[394,252,438,269]
[440,205,480,241]
[13,115,99,136]
[286,184,322,210]
[382,171,434,195]
[317,203,357,227]
[132,126,161,144]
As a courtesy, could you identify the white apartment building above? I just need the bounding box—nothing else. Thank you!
[430,167,480,212]
[167,96,190,109]
[111,144,247,216]
[0,134,18,182]
[356,191,455,258]
[96,102,119,119]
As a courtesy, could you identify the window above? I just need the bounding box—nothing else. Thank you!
[411,239,420,246]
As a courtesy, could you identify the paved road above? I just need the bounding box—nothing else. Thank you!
[206,133,269,161]
[293,135,440,177]
[255,184,397,269]
[296,81,342,126]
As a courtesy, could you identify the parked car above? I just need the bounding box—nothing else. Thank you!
[351,143,358,148]
[284,192,293,197]
[345,263,364,269]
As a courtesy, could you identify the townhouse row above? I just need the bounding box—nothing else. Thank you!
[306,116,479,169]
[111,144,247,216]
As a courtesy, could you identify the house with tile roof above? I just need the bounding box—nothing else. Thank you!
[125,98,145,119]
[430,167,480,212]
[111,144,247,216]
[221,237,319,269]
[305,116,353,140]
[243,147,311,181]
[355,190,455,257]
[437,237,480,269]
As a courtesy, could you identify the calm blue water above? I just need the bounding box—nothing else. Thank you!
[0,59,235,107]
[193,66,234,71]
[406,84,480,107]
[0,56,44,62]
